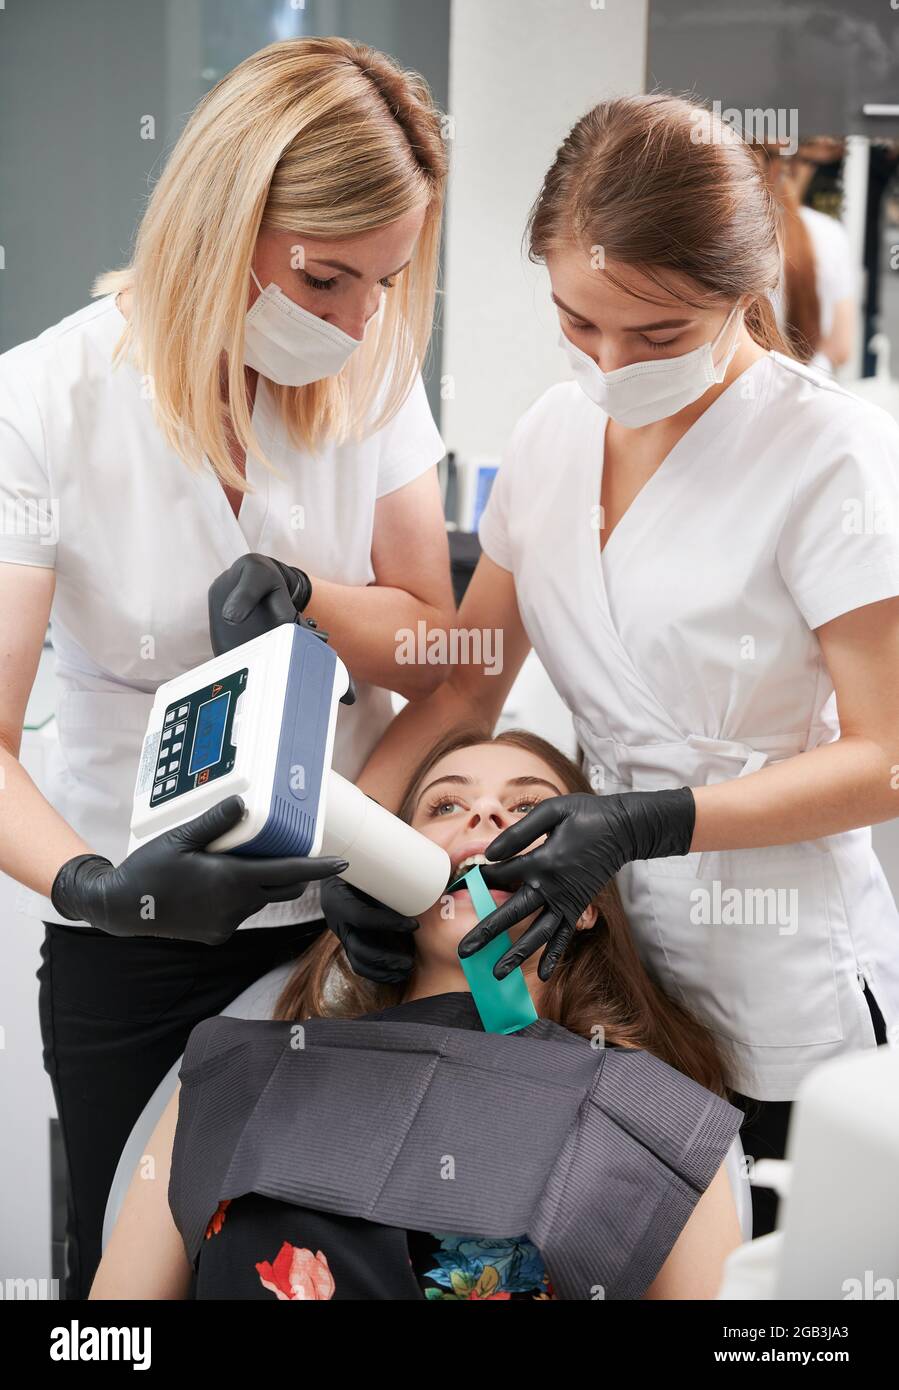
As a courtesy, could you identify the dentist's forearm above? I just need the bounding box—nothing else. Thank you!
[690,735,899,852]
[0,744,93,896]
[303,575,453,699]
[357,676,496,811]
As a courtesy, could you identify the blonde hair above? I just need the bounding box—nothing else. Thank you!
[94,37,448,491]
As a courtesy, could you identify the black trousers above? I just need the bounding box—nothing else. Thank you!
[36,917,327,1301]
[730,984,889,1239]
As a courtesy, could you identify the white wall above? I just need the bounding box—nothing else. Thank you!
[441,0,649,458]
[441,0,648,751]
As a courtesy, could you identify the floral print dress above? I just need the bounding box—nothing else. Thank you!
[197,1193,554,1300]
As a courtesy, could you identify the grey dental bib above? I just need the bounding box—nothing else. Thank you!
[168,991,742,1300]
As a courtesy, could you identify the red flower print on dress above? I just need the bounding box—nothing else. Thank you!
[204,1200,231,1240]
[256,1241,336,1300]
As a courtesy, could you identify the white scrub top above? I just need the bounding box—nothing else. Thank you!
[479,350,899,1100]
[0,294,445,929]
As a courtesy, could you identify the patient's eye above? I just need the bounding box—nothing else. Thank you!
[510,796,541,816]
[424,794,465,817]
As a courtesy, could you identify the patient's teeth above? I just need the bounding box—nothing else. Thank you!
[455,852,490,876]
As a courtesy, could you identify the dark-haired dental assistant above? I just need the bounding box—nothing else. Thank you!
[344,94,898,1239]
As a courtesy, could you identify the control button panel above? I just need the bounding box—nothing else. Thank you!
[149,667,248,806]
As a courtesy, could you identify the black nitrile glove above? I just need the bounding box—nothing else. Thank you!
[208,554,356,702]
[50,795,348,945]
[320,875,419,984]
[208,553,312,655]
[461,788,696,981]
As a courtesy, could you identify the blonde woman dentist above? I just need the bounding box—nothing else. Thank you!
[347,95,899,1238]
[0,38,454,1298]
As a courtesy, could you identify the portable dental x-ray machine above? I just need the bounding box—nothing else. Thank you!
[128,620,450,917]
[129,618,537,1028]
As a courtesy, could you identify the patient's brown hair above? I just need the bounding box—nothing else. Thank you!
[274,726,733,1097]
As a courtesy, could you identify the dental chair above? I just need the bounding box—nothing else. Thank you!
[100,960,297,1255]
[101,965,754,1256]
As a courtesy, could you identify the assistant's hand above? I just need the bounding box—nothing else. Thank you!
[208,553,312,655]
[460,788,696,981]
[320,875,419,984]
[50,795,348,944]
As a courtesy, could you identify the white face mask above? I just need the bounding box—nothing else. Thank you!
[243,267,363,386]
[559,303,744,428]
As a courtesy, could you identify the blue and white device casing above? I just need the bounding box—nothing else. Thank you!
[129,622,452,917]
[129,623,347,857]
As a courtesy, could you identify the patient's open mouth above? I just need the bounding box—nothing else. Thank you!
[445,851,512,905]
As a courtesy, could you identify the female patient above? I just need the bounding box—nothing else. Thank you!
[91,728,743,1301]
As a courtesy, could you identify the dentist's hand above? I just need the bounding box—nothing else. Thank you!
[50,796,349,945]
[320,876,419,984]
[208,553,312,655]
[460,788,696,981]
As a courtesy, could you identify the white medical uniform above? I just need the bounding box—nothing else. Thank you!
[479,350,899,1100]
[0,294,445,929]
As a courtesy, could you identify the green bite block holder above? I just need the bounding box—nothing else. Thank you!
[448,864,538,1034]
